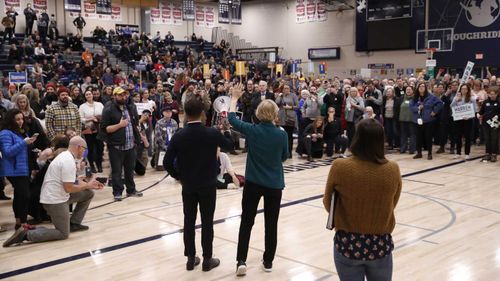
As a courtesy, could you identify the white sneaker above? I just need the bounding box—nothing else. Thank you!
[465,155,470,160]
[236,262,247,276]
[341,154,347,158]
[227,183,238,189]
[453,154,459,159]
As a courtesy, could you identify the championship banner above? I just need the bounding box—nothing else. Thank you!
[230,0,241,24]
[172,3,182,25]
[306,0,316,22]
[83,0,97,19]
[195,5,205,27]
[219,0,230,24]
[235,61,245,76]
[150,8,161,24]
[205,7,215,28]
[182,0,195,21]
[296,0,306,23]
[33,0,48,12]
[5,0,21,12]
[64,0,81,12]
[317,0,327,22]
[111,4,121,21]
[161,3,172,25]
[96,0,111,15]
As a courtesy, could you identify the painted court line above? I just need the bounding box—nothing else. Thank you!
[0,157,479,279]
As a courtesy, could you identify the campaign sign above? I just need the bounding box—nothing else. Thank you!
[452,103,475,121]
[135,62,147,71]
[9,72,27,84]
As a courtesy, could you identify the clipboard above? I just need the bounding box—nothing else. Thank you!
[326,191,338,230]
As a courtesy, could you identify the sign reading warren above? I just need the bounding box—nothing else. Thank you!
[8,72,27,84]
[452,103,475,121]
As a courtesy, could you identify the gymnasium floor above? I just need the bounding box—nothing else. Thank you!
[0,146,499,280]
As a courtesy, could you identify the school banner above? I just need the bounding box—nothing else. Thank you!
[230,0,241,24]
[195,5,205,27]
[296,0,306,23]
[205,7,215,28]
[182,0,194,21]
[33,0,48,12]
[111,4,121,21]
[83,0,97,19]
[306,0,316,22]
[96,0,111,15]
[64,0,81,12]
[161,3,172,24]
[316,0,327,22]
[172,2,182,25]
[150,8,161,24]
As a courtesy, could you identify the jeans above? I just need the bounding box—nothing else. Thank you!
[384,118,397,147]
[182,188,216,258]
[27,189,94,242]
[108,146,137,196]
[236,181,282,263]
[334,248,393,281]
[399,122,416,153]
[6,176,30,223]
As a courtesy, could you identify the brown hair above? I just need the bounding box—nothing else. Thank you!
[350,118,388,164]
[459,84,472,103]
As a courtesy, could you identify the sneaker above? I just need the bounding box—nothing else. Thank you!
[202,257,220,272]
[413,153,423,159]
[482,155,491,162]
[3,227,28,247]
[127,191,143,198]
[341,154,347,158]
[70,223,89,232]
[436,147,445,154]
[465,155,470,160]
[262,261,273,272]
[236,261,247,276]
[427,154,433,160]
[114,195,123,201]
[227,183,239,189]
[186,256,200,271]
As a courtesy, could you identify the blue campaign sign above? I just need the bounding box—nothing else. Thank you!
[319,64,326,74]
[291,63,298,73]
[8,72,27,84]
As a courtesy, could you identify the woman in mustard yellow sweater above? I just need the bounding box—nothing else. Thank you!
[323,118,402,281]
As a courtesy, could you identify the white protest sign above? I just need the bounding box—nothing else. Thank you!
[452,103,475,121]
[135,103,152,115]
[460,61,474,86]
[425,59,436,67]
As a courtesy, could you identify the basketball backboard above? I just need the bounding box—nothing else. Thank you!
[416,28,454,53]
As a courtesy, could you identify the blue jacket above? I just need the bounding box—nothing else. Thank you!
[229,112,288,189]
[0,130,29,177]
[410,94,443,124]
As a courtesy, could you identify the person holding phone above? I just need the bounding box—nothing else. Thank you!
[0,109,39,231]
[3,136,104,247]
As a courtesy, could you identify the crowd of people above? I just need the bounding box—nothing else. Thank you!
[0,24,499,279]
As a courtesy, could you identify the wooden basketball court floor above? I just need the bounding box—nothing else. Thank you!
[0,146,499,280]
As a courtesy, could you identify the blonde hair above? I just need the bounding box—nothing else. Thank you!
[256,99,279,123]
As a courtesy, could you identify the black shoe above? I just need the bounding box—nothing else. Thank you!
[491,155,497,163]
[413,153,423,159]
[436,147,445,154]
[90,165,97,174]
[114,195,123,201]
[262,260,273,272]
[186,256,200,271]
[127,191,143,198]
[3,227,28,247]
[97,164,103,173]
[482,155,491,162]
[236,261,247,276]
[427,154,433,160]
[202,257,220,272]
[307,156,313,162]
[0,193,11,200]
[230,150,239,155]
[242,148,248,153]
[70,223,89,232]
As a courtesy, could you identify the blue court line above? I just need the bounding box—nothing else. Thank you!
[0,157,481,279]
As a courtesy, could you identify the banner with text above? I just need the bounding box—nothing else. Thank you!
[96,0,111,15]
[33,0,48,12]
[64,0,81,12]
[230,0,241,24]
[219,0,230,24]
[83,0,97,19]
[297,0,327,23]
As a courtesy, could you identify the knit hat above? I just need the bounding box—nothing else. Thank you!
[46,83,56,90]
[57,86,69,95]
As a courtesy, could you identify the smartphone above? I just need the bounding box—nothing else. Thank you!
[96,177,108,184]
[33,133,39,138]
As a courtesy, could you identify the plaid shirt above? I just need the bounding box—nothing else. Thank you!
[45,101,81,140]
[115,107,135,151]
[154,118,178,152]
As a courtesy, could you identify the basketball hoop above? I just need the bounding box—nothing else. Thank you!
[425,48,437,60]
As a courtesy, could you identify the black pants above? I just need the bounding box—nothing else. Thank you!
[416,122,434,155]
[439,118,456,148]
[237,181,282,263]
[304,137,324,158]
[29,180,48,221]
[182,188,216,258]
[216,173,233,189]
[283,125,294,157]
[4,27,14,40]
[384,118,398,148]
[347,122,356,146]
[454,119,473,155]
[84,133,104,169]
[483,125,499,155]
[108,146,137,196]
[7,176,30,223]
[325,135,348,156]
[25,21,34,35]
